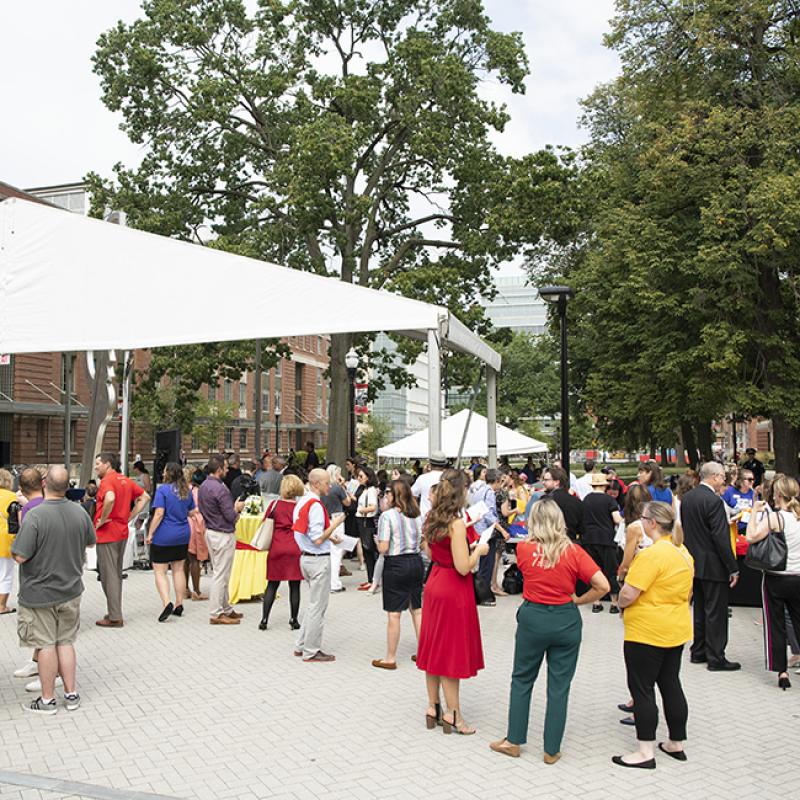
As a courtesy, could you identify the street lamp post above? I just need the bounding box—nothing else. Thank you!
[539,285,574,468]
[345,347,359,458]
[274,403,281,456]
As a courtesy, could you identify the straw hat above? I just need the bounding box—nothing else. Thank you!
[590,473,609,487]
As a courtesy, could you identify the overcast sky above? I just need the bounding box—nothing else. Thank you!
[0,1,619,189]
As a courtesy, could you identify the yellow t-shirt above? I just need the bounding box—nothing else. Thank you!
[624,539,694,648]
[0,487,18,559]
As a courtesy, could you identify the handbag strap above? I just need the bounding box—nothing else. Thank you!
[263,499,278,521]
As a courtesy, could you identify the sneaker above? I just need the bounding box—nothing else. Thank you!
[23,697,57,716]
[26,676,63,693]
[303,651,336,663]
[14,660,38,678]
[64,692,81,711]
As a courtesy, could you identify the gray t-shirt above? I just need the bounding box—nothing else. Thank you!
[322,483,347,516]
[11,498,96,608]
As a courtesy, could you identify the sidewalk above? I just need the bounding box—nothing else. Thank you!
[0,565,794,800]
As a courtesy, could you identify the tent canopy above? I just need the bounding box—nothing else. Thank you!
[377,409,548,460]
[0,198,500,370]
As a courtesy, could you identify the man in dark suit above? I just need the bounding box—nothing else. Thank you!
[681,461,740,671]
[543,466,584,541]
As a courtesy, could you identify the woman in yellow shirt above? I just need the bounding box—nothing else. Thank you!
[614,501,694,770]
[0,468,19,614]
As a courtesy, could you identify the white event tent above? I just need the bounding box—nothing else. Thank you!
[0,198,503,463]
[377,409,547,461]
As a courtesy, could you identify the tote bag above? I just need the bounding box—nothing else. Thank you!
[251,501,278,551]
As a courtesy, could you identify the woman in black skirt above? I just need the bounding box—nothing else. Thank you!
[371,480,424,670]
[147,462,198,622]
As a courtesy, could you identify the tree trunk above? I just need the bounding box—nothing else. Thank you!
[79,351,116,486]
[660,446,669,468]
[696,420,714,463]
[326,331,353,467]
[649,441,656,460]
[680,421,698,469]
[772,415,800,475]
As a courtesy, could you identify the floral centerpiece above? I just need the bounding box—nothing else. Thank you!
[243,494,263,516]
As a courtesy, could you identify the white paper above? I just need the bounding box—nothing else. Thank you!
[466,500,489,524]
[478,526,494,547]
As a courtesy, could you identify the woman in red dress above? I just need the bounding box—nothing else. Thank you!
[259,474,305,631]
[416,469,489,735]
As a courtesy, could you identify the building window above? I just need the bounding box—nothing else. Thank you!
[261,371,270,415]
[239,428,247,451]
[36,419,46,454]
[223,379,233,403]
[224,427,234,450]
[239,382,247,416]
[191,432,201,452]
[70,420,77,454]
[316,370,323,418]
[208,383,217,402]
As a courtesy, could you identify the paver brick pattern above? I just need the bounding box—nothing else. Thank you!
[0,563,796,800]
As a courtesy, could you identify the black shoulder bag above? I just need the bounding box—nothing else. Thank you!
[745,511,788,572]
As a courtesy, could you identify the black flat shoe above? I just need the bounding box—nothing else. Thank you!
[707,660,741,671]
[158,603,174,623]
[258,619,268,631]
[172,605,183,617]
[690,655,707,664]
[591,604,603,613]
[609,605,620,614]
[658,743,687,761]
[619,715,635,726]
[289,618,301,630]
[617,702,634,712]
[779,675,791,690]
[612,756,655,769]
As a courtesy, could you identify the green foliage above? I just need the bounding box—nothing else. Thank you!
[359,415,394,462]
[192,399,236,451]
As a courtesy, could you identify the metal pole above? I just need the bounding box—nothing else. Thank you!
[486,367,498,469]
[348,368,356,457]
[427,328,442,456]
[254,340,262,456]
[63,352,72,472]
[120,350,133,474]
[732,416,738,463]
[559,298,569,469]
[274,412,279,455]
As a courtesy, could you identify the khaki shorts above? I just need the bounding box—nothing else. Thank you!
[18,596,81,648]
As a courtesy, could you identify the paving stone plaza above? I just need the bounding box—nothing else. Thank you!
[0,565,796,800]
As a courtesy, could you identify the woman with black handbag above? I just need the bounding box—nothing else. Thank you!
[355,466,380,589]
[746,474,800,690]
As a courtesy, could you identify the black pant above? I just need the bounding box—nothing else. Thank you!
[478,535,498,586]
[762,573,800,674]
[261,580,300,625]
[691,578,730,665]
[624,641,688,742]
[358,518,378,582]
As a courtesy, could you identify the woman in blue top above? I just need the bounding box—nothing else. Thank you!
[636,461,673,505]
[147,462,197,622]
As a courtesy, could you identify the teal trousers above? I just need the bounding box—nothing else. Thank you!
[506,600,582,755]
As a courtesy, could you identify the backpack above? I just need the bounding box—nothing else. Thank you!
[502,562,524,595]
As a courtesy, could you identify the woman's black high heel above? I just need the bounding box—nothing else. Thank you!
[289,618,300,630]
[258,618,268,631]
[425,702,442,730]
[779,674,791,690]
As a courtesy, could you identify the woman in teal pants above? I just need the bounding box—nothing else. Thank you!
[490,498,609,763]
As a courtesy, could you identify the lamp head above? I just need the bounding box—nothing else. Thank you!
[345,348,359,370]
[538,285,574,304]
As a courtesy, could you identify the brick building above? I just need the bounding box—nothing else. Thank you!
[0,181,329,473]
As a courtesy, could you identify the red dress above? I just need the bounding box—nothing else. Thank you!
[416,536,484,679]
[266,499,302,581]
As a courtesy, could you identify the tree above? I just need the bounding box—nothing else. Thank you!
[90,0,541,465]
[358,414,393,462]
[531,1,800,471]
[192,399,236,451]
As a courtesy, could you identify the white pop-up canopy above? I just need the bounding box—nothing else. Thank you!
[0,197,502,461]
[377,409,548,460]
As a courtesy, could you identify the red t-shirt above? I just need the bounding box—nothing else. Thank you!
[95,471,145,544]
[517,541,600,605]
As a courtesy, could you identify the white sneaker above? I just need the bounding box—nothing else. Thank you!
[25,676,63,693]
[14,660,38,678]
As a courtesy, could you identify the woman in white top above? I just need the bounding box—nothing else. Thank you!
[746,474,800,690]
[355,466,380,589]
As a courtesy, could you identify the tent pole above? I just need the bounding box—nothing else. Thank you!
[487,367,498,469]
[455,367,484,470]
[427,329,441,456]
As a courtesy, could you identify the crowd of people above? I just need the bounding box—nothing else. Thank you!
[1,445,799,771]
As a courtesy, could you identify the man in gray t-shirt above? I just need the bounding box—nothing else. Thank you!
[12,467,96,715]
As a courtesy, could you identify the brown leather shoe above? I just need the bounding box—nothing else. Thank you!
[543,752,561,765]
[339,565,352,576]
[371,659,397,670]
[95,618,123,628]
[293,650,303,657]
[303,651,336,662]
[210,615,240,625]
[489,739,520,758]
[225,610,243,620]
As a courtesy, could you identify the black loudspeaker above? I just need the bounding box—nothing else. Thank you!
[154,428,181,487]
[0,441,10,468]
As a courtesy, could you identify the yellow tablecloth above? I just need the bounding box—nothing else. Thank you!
[229,515,268,604]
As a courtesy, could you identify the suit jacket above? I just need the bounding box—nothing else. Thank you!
[550,488,584,541]
[681,484,737,581]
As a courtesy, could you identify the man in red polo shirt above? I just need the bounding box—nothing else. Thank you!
[94,453,150,627]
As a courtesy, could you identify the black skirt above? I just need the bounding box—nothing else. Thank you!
[149,543,189,563]
[581,543,619,596]
[382,552,424,612]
